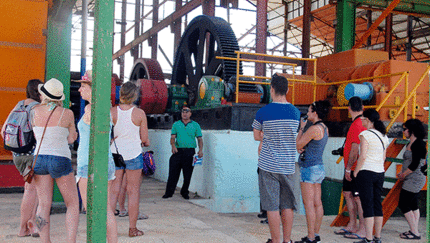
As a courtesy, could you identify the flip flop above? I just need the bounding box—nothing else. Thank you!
[137,212,149,220]
[334,228,352,235]
[400,231,421,240]
[344,233,365,240]
[17,233,31,237]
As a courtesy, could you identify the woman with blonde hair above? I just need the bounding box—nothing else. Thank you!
[31,78,79,242]
[109,81,149,237]
[1,79,43,237]
[76,70,118,242]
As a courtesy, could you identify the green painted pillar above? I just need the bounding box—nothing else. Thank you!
[86,0,115,241]
[335,0,356,53]
[46,10,73,203]
[46,15,72,108]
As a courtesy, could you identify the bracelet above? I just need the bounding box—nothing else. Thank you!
[345,169,351,173]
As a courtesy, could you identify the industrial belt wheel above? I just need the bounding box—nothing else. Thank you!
[171,15,242,105]
[130,58,164,81]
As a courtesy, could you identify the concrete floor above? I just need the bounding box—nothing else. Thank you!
[0,177,427,243]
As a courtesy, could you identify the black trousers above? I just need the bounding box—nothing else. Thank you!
[164,148,195,196]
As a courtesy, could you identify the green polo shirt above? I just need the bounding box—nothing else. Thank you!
[171,120,202,148]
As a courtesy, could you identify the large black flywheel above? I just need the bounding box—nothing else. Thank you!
[171,15,242,105]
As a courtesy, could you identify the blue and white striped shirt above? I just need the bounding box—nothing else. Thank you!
[252,102,300,174]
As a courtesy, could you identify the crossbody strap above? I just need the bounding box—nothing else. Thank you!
[32,106,58,170]
[111,125,120,153]
[367,129,385,151]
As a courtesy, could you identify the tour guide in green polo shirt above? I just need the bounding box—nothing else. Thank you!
[162,105,203,200]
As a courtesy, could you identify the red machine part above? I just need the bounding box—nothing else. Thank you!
[137,79,168,114]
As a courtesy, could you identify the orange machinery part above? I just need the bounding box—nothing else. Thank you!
[0,0,48,158]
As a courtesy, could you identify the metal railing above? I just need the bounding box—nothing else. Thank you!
[217,51,318,104]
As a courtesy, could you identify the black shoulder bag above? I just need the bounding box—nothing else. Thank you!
[111,126,126,168]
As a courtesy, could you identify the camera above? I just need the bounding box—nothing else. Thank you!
[332,147,344,156]
[299,151,305,161]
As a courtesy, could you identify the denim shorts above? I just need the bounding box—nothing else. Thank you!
[34,155,73,179]
[300,164,325,184]
[115,153,143,171]
[77,159,116,181]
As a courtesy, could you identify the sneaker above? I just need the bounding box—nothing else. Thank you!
[315,235,321,243]
[294,236,318,243]
[258,212,267,218]
[162,194,172,199]
[373,236,381,243]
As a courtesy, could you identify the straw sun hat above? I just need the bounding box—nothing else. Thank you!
[75,70,93,84]
[38,78,65,101]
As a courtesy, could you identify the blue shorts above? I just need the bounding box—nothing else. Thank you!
[300,164,325,184]
[77,159,116,181]
[34,155,73,179]
[115,153,143,171]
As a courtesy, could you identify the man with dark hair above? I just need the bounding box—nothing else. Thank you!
[335,96,366,239]
[162,105,203,200]
[253,74,300,243]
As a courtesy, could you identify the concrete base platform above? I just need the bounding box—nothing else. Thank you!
[0,177,427,242]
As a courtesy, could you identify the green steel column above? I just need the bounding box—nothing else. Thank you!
[46,15,72,108]
[46,11,73,203]
[335,0,356,53]
[86,0,115,241]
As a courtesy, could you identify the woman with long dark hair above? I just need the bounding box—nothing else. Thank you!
[1,79,43,237]
[353,109,389,243]
[397,119,426,240]
[296,100,331,243]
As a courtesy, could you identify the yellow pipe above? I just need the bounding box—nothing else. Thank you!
[313,60,317,102]
[404,73,409,122]
[332,105,401,110]
[238,80,271,85]
[217,56,298,66]
[235,52,240,104]
[234,51,317,61]
[412,93,417,119]
[376,72,408,111]
[385,66,430,131]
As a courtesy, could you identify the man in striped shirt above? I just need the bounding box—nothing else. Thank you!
[253,74,300,243]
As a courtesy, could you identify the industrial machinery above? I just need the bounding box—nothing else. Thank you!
[121,15,428,135]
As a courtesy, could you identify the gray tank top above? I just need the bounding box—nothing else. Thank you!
[402,150,426,193]
[299,123,328,168]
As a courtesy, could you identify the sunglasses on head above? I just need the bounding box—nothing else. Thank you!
[403,127,408,131]
[182,109,191,113]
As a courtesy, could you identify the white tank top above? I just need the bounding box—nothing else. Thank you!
[33,108,71,159]
[110,106,142,160]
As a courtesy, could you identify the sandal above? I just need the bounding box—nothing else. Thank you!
[118,210,128,217]
[400,231,421,240]
[114,209,120,216]
[129,227,144,237]
[137,212,149,220]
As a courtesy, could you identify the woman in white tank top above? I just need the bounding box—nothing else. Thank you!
[109,82,150,237]
[31,78,79,242]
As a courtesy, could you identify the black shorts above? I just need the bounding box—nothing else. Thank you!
[398,189,420,214]
[343,172,359,197]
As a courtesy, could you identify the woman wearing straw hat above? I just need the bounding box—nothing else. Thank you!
[76,70,118,242]
[31,78,79,242]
